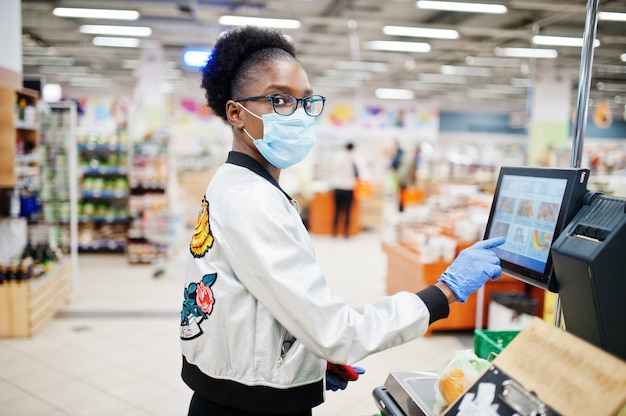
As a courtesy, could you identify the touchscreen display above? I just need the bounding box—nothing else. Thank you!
[486,174,568,273]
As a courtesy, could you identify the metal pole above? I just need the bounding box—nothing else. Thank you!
[348,19,364,118]
[553,0,600,328]
[570,0,600,169]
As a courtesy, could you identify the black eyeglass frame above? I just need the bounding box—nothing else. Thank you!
[235,93,326,117]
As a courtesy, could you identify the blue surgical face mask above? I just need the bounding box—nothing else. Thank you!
[240,105,317,169]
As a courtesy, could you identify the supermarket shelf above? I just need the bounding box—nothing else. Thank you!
[81,190,129,199]
[126,135,170,265]
[78,241,126,251]
[77,216,129,224]
[77,143,127,152]
[82,166,128,175]
[129,181,167,191]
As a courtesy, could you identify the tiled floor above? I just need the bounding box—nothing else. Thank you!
[0,229,472,416]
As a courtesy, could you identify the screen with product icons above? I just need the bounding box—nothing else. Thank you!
[483,167,590,292]
[487,174,566,273]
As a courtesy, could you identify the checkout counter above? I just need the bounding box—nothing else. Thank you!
[372,167,626,415]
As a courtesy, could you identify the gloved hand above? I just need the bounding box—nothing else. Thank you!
[437,237,505,303]
[325,362,365,391]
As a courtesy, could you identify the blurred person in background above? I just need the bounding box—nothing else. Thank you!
[330,142,358,238]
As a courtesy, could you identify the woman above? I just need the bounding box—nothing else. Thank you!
[180,26,504,416]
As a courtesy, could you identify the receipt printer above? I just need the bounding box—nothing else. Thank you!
[551,192,626,361]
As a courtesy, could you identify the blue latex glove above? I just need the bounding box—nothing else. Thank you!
[437,237,505,303]
[325,363,365,391]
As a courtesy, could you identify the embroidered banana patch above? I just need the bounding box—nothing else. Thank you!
[190,196,214,258]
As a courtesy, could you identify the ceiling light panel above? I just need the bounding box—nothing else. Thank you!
[53,8,139,20]
[494,47,558,58]
[383,25,459,40]
[532,35,600,48]
[440,65,491,76]
[367,41,431,53]
[465,56,521,67]
[80,25,152,37]
[598,11,626,22]
[93,37,140,48]
[416,1,507,14]
[218,16,301,29]
[375,88,415,100]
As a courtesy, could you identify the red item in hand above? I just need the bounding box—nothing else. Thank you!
[326,362,359,381]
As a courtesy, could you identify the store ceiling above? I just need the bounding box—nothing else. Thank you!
[20,0,626,113]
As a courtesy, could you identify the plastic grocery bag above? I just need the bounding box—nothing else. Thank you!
[433,349,490,415]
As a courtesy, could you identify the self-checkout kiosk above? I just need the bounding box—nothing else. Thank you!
[372,1,626,413]
[484,166,626,361]
[373,167,626,416]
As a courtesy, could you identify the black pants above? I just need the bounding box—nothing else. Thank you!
[333,189,354,236]
[188,392,312,416]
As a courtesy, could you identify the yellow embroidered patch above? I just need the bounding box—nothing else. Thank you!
[190,196,214,258]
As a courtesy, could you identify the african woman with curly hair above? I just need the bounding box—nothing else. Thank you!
[180,26,504,415]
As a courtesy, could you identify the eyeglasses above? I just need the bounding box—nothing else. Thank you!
[236,93,326,117]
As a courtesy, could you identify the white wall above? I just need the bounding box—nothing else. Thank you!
[0,0,22,75]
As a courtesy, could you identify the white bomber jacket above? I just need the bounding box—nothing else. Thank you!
[180,152,450,414]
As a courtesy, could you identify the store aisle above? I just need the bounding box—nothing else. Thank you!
[0,230,471,416]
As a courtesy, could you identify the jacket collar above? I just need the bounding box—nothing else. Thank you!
[226,151,295,205]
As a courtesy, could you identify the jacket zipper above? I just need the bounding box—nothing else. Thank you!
[278,331,296,366]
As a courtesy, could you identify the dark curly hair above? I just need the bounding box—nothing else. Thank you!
[201,26,297,121]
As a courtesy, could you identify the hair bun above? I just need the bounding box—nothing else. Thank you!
[201,26,297,121]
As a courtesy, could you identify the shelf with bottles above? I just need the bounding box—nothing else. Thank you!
[0,241,71,337]
[79,150,128,176]
[75,131,129,252]
[0,242,68,283]
[80,176,129,199]
[77,201,129,223]
[77,131,128,172]
[78,132,129,198]
[76,130,127,151]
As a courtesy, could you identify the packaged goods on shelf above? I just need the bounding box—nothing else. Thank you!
[127,136,171,264]
[395,190,493,262]
[76,132,130,252]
